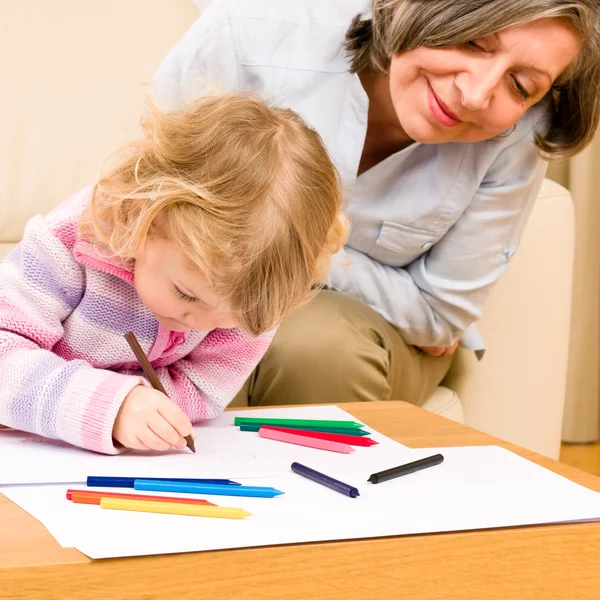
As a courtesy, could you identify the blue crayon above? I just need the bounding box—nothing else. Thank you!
[134,480,284,498]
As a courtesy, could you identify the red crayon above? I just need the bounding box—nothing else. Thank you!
[66,489,216,506]
[259,426,378,447]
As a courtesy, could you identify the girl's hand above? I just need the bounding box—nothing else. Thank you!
[417,339,460,357]
[112,386,195,451]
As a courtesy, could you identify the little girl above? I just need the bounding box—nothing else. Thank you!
[0,92,347,454]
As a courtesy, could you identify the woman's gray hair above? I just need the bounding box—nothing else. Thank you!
[345,0,600,159]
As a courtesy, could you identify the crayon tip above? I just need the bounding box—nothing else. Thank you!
[350,489,360,498]
[240,510,254,518]
[367,475,378,484]
[185,435,196,453]
[66,491,72,500]
[272,489,285,496]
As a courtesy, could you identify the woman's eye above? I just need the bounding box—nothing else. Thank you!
[174,286,197,303]
[512,77,531,100]
[464,41,485,53]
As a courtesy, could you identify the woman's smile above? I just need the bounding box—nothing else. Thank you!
[426,80,463,127]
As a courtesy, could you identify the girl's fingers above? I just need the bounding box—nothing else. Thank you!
[148,412,186,449]
[136,427,173,452]
[134,437,153,451]
[121,436,152,451]
[157,396,194,439]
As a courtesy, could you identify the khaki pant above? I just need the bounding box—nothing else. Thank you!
[230,290,453,408]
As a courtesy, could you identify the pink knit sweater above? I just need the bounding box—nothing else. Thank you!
[0,188,274,454]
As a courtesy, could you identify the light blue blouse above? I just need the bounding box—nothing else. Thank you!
[152,0,549,353]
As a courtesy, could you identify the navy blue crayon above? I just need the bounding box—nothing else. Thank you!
[87,476,241,488]
[291,462,359,498]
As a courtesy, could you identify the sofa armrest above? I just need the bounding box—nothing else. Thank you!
[443,178,574,459]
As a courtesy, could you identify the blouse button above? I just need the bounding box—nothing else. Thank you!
[171,334,185,346]
[421,241,433,251]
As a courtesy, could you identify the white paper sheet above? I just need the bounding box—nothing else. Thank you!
[0,406,406,484]
[4,445,600,559]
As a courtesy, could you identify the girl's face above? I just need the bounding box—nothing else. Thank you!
[134,236,237,333]
[389,17,582,143]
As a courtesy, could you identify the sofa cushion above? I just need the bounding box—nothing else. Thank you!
[422,387,465,424]
[0,0,198,245]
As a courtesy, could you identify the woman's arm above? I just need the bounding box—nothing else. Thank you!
[327,126,548,348]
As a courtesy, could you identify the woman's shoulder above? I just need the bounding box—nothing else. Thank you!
[513,98,550,141]
[220,0,369,27]
[212,0,370,72]
[460,99,550,169]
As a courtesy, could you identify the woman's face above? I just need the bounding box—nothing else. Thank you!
[389,17,582,143]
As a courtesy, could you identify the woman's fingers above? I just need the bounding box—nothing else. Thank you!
[418,339,459,356]
[418,345,446,356]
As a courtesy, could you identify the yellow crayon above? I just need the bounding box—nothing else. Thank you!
[99,497,252,519]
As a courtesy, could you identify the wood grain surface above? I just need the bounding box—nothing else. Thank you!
[2,402,599,600]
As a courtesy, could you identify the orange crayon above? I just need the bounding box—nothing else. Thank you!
[66,489,215,506]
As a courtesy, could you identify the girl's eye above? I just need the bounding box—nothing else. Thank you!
[174,285,197,303]
[512,77,531,100]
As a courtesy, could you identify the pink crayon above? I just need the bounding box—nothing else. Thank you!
[258,427,355,454]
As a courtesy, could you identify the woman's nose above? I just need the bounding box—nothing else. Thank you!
[455,61,503,111]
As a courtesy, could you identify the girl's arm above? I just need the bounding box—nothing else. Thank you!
[120,328,275,421]
[0,208,148,454]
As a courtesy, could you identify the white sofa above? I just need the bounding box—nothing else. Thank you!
[0,0,574,458]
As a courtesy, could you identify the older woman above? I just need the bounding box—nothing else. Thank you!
[152,0,600,407]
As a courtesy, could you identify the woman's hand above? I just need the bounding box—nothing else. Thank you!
[113,386,195,451]
[417,339,460,357]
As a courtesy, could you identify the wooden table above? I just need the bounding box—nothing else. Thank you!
[1,402,600,600]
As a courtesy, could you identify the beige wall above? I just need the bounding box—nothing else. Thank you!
[546,162,569,189]
[561,144,600,442]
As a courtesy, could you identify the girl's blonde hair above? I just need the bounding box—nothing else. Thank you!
[345,0,600,160]
[82,92,348,336]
